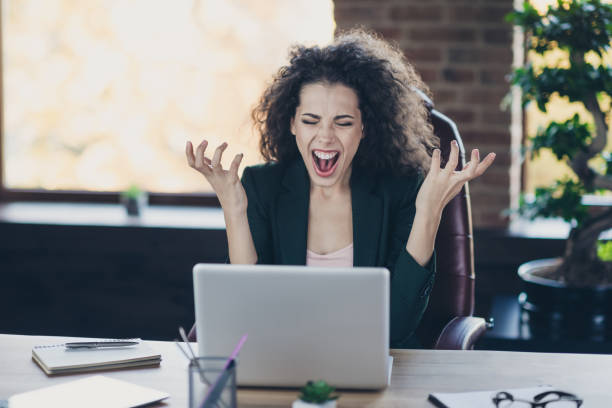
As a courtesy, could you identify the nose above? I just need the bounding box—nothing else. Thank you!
[316,121,335,144]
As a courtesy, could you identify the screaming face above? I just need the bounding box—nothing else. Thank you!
[291,82,363,189]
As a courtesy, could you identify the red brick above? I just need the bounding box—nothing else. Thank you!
[450,5,513,23]
[483,28,512,44]
[418,68,439,82]
[461,129,510,144]
[448,48,512,65]
[482,48,513,65]
[442,68,475,83]
[443,109,476,124]
[468,189,511,206]
[389,5,443,22]
[410,28,476,42]
[432,89,458,104]
[471,210,509,228]
[477,168,511,186]
[480,69,512,85]
[334,5,387,23]
[463,89,508,105]
[478,109,511,124]
[372,27,403,41]
[470,187,512,200]
[403,47,443,63]
[448,48,481,63]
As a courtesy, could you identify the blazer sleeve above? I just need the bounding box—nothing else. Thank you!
[387,175,436,348]
[241,166,274,265]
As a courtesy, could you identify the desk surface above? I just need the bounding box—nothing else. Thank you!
[0,334,609,407]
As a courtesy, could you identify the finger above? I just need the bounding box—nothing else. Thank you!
[444,140,459,173]
[195,140,209,169]
[464,149,480,178]
[429,149,442,174]
[229,153,244,176]
[185,141,196,167]
[473,152,496,177]
[211,142,228,169]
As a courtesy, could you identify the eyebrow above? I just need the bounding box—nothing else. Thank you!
[301,113,355,120]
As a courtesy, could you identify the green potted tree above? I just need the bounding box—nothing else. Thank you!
[507,0,612,339]
[292,380,340,408]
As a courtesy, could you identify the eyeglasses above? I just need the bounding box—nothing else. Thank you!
[492,390,583,407]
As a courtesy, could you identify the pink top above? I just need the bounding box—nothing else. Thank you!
[306,243,354,267]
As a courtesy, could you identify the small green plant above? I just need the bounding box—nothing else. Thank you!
[121,184,144,200]
[297,380,340,404]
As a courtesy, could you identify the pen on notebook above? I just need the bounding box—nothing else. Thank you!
[64,341,140,349]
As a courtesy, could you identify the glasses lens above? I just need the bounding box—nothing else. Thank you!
[510,402,534,408]
[546,402,579,408]
[496,401,513,408]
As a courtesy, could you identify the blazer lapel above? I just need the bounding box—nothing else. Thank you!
[277,159,310,265]
[351,167,383,267]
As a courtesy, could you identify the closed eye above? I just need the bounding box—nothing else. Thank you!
[301,120,318,125]
[336,122,353,127]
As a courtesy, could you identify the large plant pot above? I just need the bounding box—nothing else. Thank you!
[518,258,612,341]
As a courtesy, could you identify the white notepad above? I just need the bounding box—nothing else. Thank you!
[32,339,161,375]
[428,385,556,408]
[9,375,169,408]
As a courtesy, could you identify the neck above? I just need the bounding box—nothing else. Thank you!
[310,166,352,199]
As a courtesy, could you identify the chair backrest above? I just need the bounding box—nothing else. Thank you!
[413,91,476,348]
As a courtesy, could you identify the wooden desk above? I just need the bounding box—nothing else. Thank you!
[0,334,608,407]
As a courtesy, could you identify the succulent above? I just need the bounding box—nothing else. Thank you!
[297,380,340,404]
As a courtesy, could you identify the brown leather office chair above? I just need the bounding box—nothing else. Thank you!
[413,88,490,350]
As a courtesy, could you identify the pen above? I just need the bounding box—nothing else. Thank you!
[64,341,140,349]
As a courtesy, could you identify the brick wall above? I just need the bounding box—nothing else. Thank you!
[334,0,515,228]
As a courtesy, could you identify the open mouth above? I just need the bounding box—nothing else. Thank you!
[311,150,340,177]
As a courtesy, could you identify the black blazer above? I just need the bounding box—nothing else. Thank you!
[241,159,436,348]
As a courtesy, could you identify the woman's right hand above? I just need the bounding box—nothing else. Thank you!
[186,140,247,214]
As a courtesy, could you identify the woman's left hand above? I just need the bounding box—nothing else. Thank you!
[415,140,496,218]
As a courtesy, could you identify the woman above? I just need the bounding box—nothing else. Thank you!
[185,30,495,347]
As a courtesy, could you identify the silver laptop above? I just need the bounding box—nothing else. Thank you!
[193,263,390,389]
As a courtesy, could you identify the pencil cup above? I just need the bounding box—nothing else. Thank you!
[189,357,237,408]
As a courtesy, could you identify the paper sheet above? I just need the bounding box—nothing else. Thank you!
[9,375,169,408]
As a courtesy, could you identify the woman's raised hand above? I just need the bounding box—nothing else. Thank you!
[186,140,247,213]
[416,140,496,218]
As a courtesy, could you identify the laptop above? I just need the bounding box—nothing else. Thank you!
[193,263,390,389]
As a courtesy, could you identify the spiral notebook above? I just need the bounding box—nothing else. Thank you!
[32,339,161,375]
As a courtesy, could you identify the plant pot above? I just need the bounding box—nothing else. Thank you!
[292,400,337,408]
[121,193,148,216]
[518,258,612,341]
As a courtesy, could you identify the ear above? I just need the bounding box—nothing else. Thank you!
[290,116,296,136]
[361,123,365,139]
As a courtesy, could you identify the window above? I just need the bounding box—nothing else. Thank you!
[1,0,334,201]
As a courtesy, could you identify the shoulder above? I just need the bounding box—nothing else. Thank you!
[359,167,424,200]
[242,162,285,181]
[241,161,288,200]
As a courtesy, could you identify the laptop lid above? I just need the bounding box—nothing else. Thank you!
[193,263,390,389]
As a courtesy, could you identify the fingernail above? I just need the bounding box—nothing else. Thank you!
[475,149,480,159]
[452,140,458,146]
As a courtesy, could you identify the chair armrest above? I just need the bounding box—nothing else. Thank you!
[433,316,488,350]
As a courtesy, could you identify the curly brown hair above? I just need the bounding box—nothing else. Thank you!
[252,28,438,175]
